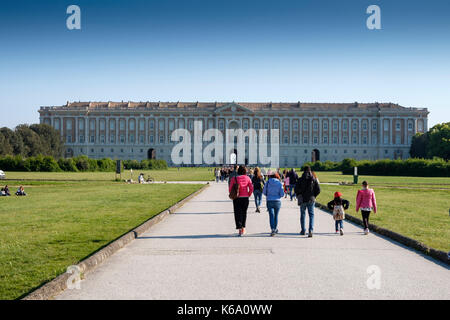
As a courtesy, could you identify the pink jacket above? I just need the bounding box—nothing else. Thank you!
[229,175,254,198]
[356,188,377,213]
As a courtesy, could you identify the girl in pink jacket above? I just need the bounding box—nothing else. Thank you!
[356,181,377,235]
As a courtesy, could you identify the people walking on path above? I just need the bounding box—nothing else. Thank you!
[356,181,377,235]
[262,170,285,236]
[294,166,321,237]
[286,168,298,201]
[228,165,238,186]
[229,165,254,236]
[327,191,350,235]
[215,168,221,182]
[282,172,289,198]
[251,167,265,213]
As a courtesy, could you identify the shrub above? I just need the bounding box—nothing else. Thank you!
[74,156,90,171]
[57,158,78,172]
[97,158,115,172]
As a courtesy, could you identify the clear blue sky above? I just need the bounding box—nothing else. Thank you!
[1,0,449,128]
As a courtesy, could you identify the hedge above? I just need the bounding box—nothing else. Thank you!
[123,159,168,170]
[299,158,450,177]
[340,158,450,177]
[0,155,167,172]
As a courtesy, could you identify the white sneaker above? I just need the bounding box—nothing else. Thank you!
[364,228,369,235]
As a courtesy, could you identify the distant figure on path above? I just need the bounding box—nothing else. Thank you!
[263,170,285,236]
[229,165,254,236]
[228,165,238,186]
[294,166,321,237]
[215,168,221,182]
[251,167,265,213]
[282,172,289,199]
[327,191,350,235]
[356,181,377,235]
[286,168,298,201]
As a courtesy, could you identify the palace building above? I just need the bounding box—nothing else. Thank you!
[38,101,429,167]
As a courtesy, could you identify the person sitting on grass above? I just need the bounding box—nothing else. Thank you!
[327,191,350,236]
[1,185,11,196]
[15,186,26,196]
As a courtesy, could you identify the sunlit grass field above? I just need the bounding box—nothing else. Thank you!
[0,181,203,300]
[0,168,449,299]
[3,167,215,182]
[315,171,450,188]
[316,184,450,253]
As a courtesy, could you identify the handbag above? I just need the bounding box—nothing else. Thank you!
[229,176,240,200]
[297,194,303,206]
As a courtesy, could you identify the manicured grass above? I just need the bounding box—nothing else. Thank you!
[315,171,450,187]
[0,181,203,300]
[2,167,214,182]
[316,184,450,253]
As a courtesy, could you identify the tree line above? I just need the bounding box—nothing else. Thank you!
[0,124,63,158]
[410,122,450,160]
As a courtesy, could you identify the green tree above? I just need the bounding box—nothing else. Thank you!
[30,123,64,158]
[410,132,429,158]
[0,127,25,156]
[0,132,13,155]
[427,122,450,160]
[15,124,45,157]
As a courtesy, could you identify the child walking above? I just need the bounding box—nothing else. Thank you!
[327,192,350,235]
[356,181,377,235]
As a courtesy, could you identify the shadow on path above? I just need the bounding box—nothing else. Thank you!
[174,211,233,215]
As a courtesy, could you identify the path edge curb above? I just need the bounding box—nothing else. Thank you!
[22,182,210,300]
[315,202,450,266]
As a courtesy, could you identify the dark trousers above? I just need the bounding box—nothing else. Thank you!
[233,197,249,229]
[361,210,371,229]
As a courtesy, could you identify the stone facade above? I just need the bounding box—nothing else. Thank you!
[38,101,429,167]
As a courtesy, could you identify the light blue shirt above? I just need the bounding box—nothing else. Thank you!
[262,178,284,201]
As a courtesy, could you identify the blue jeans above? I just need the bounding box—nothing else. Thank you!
[253,189,262,208]
[335,220,343,231]
[267,200,281,231]
[300,201,315,233]
[288,185,295,200]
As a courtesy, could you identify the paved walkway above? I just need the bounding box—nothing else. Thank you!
[57,182,450,300]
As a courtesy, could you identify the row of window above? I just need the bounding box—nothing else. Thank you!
[48,117,420,133]
[72,148,165,154]
[67,132,411,145]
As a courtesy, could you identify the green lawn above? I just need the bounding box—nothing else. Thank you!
[316,184,450,253]
[2,167,214,182]
[315,171,450,188]
[0,181,203,300]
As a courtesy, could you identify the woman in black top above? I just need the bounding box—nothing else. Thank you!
[251,167,265,213]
